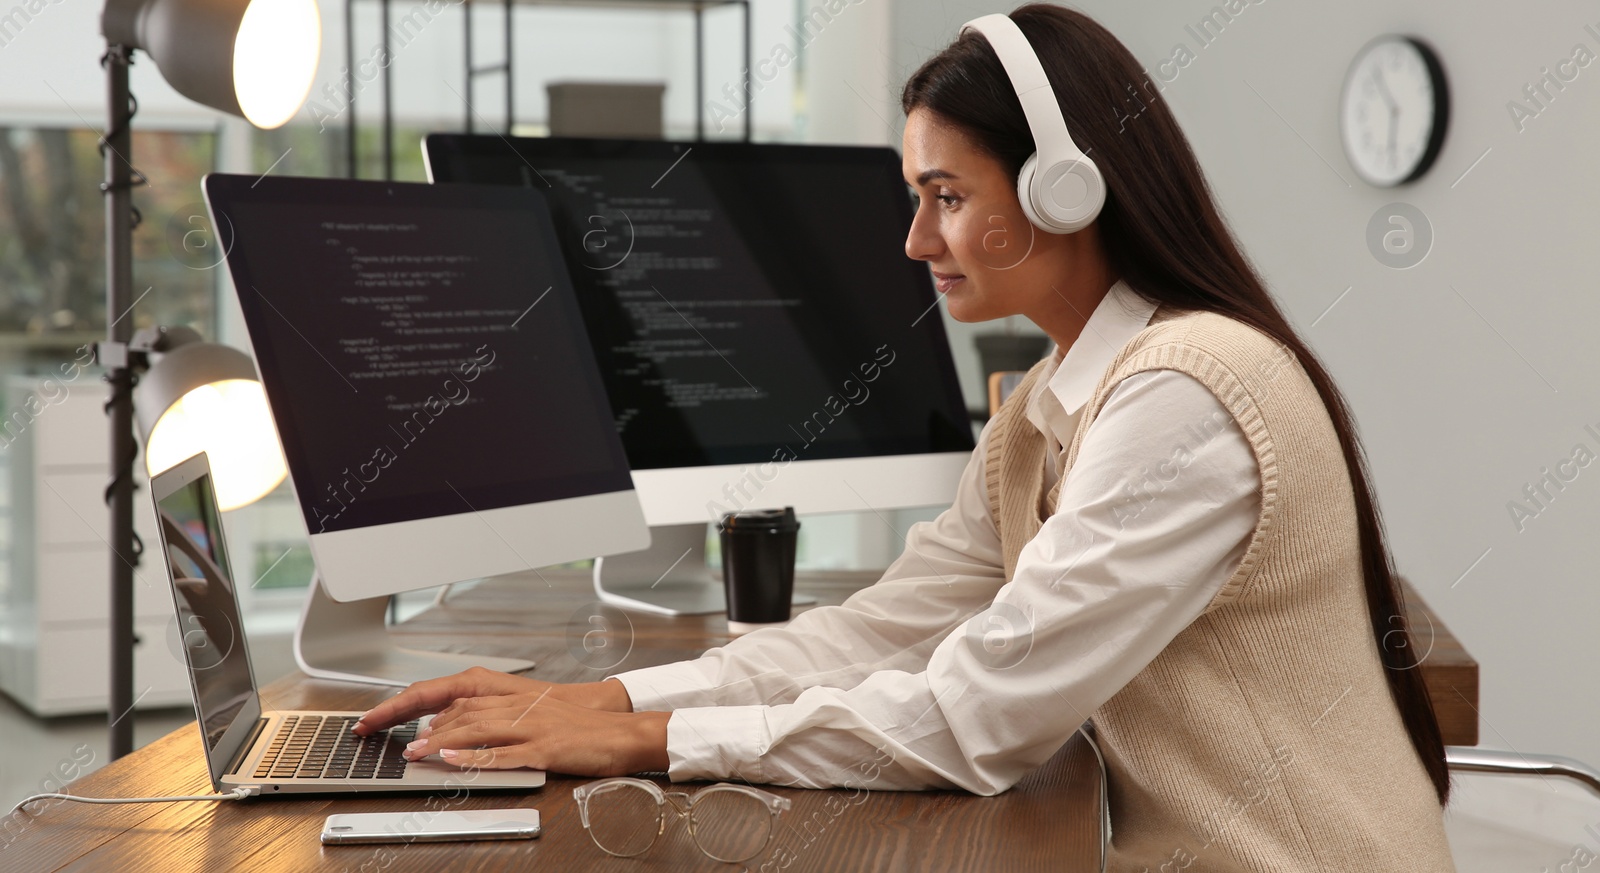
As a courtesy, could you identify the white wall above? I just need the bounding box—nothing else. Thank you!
[798,0,894,144]
[886,0,1600,768]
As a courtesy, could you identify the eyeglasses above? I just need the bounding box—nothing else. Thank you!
[571,777,791,863]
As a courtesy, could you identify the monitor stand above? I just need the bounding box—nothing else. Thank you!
[591,522,818,616]
[294,573,537,687]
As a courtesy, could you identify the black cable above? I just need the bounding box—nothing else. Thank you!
[97,47,148,209]
[96,45,148,554]
[100,367,140,527]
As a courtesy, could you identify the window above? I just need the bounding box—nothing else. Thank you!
[0,125,218,368]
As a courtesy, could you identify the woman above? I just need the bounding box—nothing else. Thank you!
[355,6,1455,869]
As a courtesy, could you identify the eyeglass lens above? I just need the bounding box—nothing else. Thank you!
[584,782,663,857]
[687,787,775,862]
[585,783,776,862]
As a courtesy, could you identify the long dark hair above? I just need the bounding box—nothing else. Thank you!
[902,4,1449,805]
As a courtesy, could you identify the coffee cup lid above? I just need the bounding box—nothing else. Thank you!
[718,507,799,532]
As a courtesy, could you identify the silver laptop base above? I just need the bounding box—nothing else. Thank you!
[591,522,816,616]
[294,574,535,687]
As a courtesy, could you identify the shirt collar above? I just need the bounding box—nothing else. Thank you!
[1024,279,1156,437]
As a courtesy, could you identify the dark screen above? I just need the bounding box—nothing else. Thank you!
[205,175,635,534]
[158,471,256,753]
[425,136,974,470]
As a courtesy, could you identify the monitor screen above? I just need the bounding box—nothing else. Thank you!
[157,468,257,754]
[424,136,975,472]
[205,175,637,536]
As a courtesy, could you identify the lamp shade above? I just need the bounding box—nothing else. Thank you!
[135,341,288,511]
[102,0,322,129]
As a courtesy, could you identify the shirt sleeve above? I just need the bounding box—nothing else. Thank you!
[653,370,1263,794]
[611,416,1008,713]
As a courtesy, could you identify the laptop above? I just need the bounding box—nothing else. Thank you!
[151,451,546,795]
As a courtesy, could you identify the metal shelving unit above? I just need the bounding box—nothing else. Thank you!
[343,0,752,180]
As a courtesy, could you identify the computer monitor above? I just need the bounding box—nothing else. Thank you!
[423,135,975,614]
[203,173,650,683]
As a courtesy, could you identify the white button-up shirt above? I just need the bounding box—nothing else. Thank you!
[612,281,1262,795]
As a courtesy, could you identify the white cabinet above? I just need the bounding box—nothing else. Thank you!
[0,376,191,716]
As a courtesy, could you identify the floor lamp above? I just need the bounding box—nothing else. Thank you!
[97,0,320,759]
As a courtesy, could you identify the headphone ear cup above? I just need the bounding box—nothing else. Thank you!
[1015,152,1053,234]
[1017,152,1106,234]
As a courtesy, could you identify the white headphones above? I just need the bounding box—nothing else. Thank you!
[960,14,1106,234]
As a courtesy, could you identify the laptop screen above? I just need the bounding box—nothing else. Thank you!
[156,467,259,757]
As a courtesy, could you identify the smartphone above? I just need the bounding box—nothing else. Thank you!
[320,809,541,845]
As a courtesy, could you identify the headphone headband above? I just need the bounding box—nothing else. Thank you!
[958,13,1105,233]
[960,14,1085,163]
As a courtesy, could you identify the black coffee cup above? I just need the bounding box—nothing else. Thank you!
[718,507,800,633]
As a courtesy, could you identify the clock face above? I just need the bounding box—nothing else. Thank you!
[1339,35,1449,187]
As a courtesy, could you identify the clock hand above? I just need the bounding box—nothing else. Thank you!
[1371,68,1400,167]
[1371,67,1399,112]
[1387,102,1398,166]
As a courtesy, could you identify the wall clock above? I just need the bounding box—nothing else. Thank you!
[1339,35,1449,187]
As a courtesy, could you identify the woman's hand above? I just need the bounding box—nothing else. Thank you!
[351,667,667,776]
[353,666,634,737]
[402,691,669,776]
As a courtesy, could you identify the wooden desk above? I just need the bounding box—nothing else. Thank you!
[4,571,1104,872]
[6,570,1473,871]
[1398,578,1479,747]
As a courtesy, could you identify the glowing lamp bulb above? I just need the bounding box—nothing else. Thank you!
[145,379,288,510]
[233,0,322,129]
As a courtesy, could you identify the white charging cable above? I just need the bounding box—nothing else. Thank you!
[8,785,258,818]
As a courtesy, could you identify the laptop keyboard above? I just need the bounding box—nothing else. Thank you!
[252,715,419,781]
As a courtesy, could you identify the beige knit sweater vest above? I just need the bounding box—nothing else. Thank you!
[985,307,1454,872]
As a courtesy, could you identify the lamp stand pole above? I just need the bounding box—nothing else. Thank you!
[102,42,139,761]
